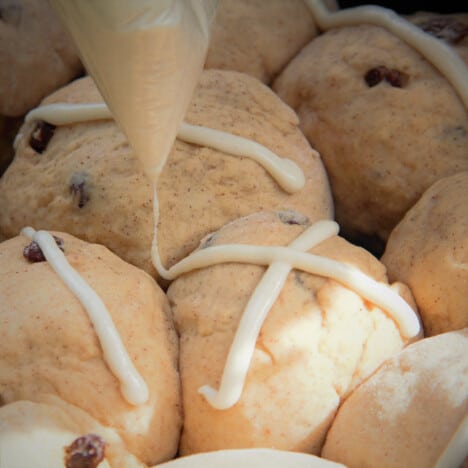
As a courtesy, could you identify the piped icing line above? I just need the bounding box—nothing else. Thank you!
[177,123,305,193]
[25,103,305,194]
[25,103,111,125]
[435,414,468,468]
[159,237,420,339]
[21,227,149,406]
[151,192,419,341]
[305,0,468,109]
[198,220,339,409]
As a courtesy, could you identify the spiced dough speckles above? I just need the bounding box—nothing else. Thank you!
[0,232,181,465]
[0,71,333,281]
[382,172,468,337]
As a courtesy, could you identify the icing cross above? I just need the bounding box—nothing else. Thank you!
[198,220,339,409]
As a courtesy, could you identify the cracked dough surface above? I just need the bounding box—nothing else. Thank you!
[0,232,180,465]
[167,210,414,456]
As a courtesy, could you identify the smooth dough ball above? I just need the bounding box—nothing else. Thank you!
[0,70,333,280]
[167,210,417,456]
[0,0,82,116]
[205,0,318,84]
[381,172,468,336]
[322,329,468,468]
[273,23,468,248]
[0,232,181,465]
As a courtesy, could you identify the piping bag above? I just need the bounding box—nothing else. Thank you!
[49,0,218,182]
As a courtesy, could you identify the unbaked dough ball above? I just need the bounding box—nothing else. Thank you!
[0,0,82,116]
[205,0,319,84]
[167,210,418,455]
[0,232,181,465]
[273,23,468,249]
[381,172,468,336]
[322,329,468,468]
[0,70,333,280]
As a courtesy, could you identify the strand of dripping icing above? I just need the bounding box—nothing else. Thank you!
[25,95,421,411]
[24,103,305,194]
[305,0,468,109]
[151,191,421,410]
[21,227,149,406]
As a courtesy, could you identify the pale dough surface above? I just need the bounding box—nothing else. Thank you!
[167,210,415,456]
[156,448,345,468]
[0,0,82,116]
[382,172,468,336]
[0,232,181,466]
[0,70,333,280]
[322,329,468,468]
[0,399,144,468]
[274,23,468,245]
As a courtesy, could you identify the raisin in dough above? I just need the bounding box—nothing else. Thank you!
[408,12,468,65]
[0,70,333,280]
[167,210,417,455]
[381,172,468,337]
[0,399,144,468]
[322,329,468,468]
[0,232,181,465]
[0,0,82,116]
[274,24,468,249]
